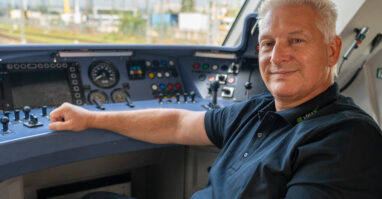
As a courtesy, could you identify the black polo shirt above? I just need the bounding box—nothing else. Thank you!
[192,83,382,199]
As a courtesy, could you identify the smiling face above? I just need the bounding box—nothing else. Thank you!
[258,4,341,111]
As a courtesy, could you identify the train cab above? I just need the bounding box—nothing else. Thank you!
[0,0,381,199]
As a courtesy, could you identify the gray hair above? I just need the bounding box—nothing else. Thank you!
[258,0,338,43]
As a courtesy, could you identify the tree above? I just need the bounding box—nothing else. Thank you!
[181,0,195,12]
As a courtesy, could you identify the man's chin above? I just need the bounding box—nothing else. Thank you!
[269,86,297,99]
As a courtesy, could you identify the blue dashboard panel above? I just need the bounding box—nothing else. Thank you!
[0,13,266,181]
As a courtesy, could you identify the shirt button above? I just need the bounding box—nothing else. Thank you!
[257,132,263,138]
[243,153,248,158]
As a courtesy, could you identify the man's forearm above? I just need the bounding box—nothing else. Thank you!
[88,109,203,144]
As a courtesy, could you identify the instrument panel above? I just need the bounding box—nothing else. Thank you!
[0,13,265,182]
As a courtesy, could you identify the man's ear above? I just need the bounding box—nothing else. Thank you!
[328,35,342,67]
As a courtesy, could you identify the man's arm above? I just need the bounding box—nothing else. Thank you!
[48,102,213,146]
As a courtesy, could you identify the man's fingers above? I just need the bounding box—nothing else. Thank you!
[48,121,72,131]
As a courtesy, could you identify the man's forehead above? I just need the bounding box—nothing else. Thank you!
[258,5,320,38]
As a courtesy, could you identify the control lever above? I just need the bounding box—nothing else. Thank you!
[190,91,196,103]
[42,106,47,117]
[176,93,180,103]
[207,80,220,109]
[158,93,164,104]
[183,92,188,103]
[4,111,10,118]
[23,106,31,120]
[23,114,43,128]
[244,81,252,99]
[14,109,20,121]
[92,98,105,110]
[1,117,9,132]
[125,96,135,108]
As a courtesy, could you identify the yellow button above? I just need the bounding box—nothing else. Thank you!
[148,73,155,79]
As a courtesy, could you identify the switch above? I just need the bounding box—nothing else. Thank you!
[183,92,188,103]
[14,109,20,121]
[4,111,10,118]
[158,93,164,104]
[23,114,43,128]
[23,106,31,120]
[221,87,234,98]
[1,117,9,132]
[176,93,180,103]
[42,106,47,117]
[190,91,196,103]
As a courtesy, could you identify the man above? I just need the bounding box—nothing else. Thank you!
[49,0,382,198]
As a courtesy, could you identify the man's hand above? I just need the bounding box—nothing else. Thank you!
[48,102,93,132]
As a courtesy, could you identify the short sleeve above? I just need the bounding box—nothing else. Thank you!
[285,120,382,199]
[204,97,267,148]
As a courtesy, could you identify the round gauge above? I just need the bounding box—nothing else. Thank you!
[111,88,129,103]
[88,90,109,104]
[88,61,120,88]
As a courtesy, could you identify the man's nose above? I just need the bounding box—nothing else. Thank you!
[270,42,291,66]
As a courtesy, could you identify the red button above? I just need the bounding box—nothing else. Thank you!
[168,83,174,89]
[228,77,235,84]
[175,83,181,89]
[208,76,215,81]
[193,63,200,69]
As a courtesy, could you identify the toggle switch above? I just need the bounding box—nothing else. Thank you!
[158,93,164,104]
[42,106,47,117]
[190,91,196,103]
[14,109,20,121]
[23,106,31,120]
[23,114,43,128]
[1,117,9,132]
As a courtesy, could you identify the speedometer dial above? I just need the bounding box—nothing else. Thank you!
[88,61,120,88]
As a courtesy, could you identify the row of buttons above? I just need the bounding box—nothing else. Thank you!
[146,60,175,68]
[192,63,228,71]
[6,63,68,70]
[148,71,172,79]
[151,83,182,91]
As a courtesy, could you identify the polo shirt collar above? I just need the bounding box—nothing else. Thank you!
[276,83,339,125]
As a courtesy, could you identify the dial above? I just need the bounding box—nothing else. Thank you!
[111,88,129,103]
[89,61,119,88]
[88,90,109,104]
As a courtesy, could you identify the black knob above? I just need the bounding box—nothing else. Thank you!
[14,109,20,121]
[23,106,31,120]
[4,111,10,118]
[158,93,164,104]
[29,114,38,125]
[210,80,220,92]
[244,82,252,90]
[183,92,188,102]
[1,117,9,131]
[190,91,196,103]
[176,93,180,103]
[42,106,47,116]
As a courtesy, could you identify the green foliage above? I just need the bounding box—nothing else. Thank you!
[181,0,195,12]
[119,12,147,36]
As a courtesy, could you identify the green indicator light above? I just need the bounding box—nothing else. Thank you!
[361,35,366,40]
[202,64,209,69]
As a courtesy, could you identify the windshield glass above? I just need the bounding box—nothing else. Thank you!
[0,0,246,46]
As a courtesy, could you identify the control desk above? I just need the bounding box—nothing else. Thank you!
[0,13,266,199]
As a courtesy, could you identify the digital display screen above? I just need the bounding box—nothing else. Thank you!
[10,70,73,109]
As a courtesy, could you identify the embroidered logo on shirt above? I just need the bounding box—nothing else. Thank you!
[296,106,319,123]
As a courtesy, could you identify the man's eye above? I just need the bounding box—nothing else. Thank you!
[261,41,274,48]
[292,39,304,43]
